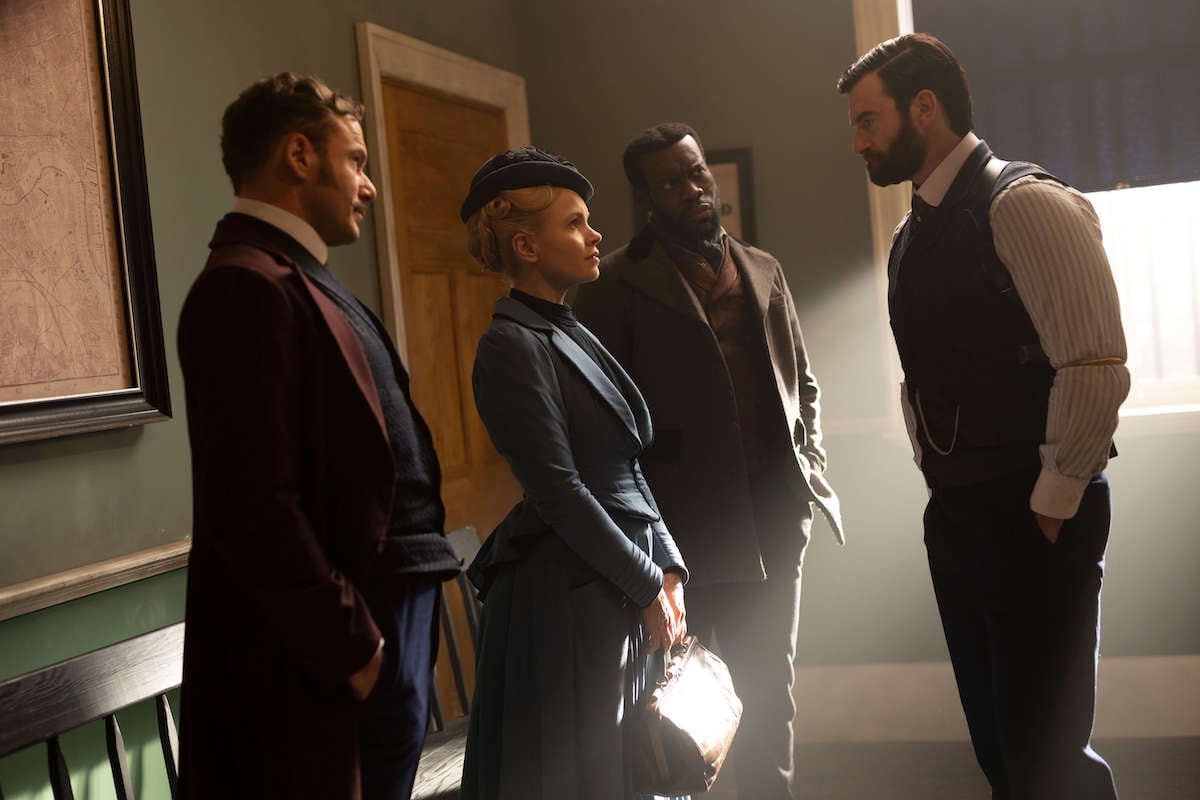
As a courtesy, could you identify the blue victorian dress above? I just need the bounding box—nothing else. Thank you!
[462,293,689,800]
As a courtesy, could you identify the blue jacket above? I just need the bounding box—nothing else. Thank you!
[467,296,686,607]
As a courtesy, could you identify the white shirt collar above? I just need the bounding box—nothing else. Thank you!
[915,131,981,207]
[233,197,329,265]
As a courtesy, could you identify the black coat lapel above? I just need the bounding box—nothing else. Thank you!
[616,235,707,322]
[729,238,774,317]
[493,297,645,448]
[209,214,390,445]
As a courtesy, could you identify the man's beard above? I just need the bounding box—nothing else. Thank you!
[866,115,926,186]
[651,190,722,250]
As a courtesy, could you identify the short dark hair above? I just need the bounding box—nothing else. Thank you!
[220,72,364,192]
[621,122,704,189]
[835,33,973,137]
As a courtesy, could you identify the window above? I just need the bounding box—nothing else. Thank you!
[1087,181,1200,414]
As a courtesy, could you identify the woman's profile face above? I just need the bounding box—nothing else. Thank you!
[522,189,603,293]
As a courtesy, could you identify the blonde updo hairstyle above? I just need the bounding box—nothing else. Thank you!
[465,185,559,276]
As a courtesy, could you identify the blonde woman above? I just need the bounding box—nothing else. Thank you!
[460,148,688,799]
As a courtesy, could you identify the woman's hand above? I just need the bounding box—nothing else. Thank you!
[641,573,687,653]
[663,570,686,643]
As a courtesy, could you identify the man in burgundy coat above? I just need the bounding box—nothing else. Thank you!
[177,73,458,800]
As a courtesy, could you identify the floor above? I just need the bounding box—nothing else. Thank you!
[706,737,1200,799]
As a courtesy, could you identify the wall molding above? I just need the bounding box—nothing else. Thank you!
[0,540,190,623]
[793,655,1200,742]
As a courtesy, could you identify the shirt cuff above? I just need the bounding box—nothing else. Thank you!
[1030,468,1090,519]
[663,566,689,585]
[635,565,665,609]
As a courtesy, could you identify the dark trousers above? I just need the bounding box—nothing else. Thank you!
[686,489,812,800]
[360,576,440,800]
[925,470,1117,800]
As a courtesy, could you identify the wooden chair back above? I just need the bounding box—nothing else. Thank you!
[0,623,183,800]
[428,526,483,733]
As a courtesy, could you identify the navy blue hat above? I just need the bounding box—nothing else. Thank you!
[460,146,593,222]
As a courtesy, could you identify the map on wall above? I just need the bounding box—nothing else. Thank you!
[0,0,133,405]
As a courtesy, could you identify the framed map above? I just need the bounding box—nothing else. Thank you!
[0,0,170,445]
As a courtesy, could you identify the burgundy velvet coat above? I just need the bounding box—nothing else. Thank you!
[177,214,394,799]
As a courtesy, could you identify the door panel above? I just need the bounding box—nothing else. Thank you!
[381,77,518,526]
[380,79,523,718]
[406,272,466,470]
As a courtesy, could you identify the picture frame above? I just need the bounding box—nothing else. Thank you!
[0,0,170,446]
[705,147,757,245]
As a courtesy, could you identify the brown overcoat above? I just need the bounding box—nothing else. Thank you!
[176,214,394,799]
[575,230,844,586]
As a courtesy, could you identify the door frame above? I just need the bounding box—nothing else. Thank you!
[827,0,912,439]
[355,22,530,363]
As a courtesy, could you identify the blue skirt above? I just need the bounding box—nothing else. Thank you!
[461,531,689,800]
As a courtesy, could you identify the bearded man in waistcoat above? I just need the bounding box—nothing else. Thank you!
[574,123,844,800]
[837,34,1128,799]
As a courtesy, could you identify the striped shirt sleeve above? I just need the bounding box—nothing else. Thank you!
[991,176,1132,519]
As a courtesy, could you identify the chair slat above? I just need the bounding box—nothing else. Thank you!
[155,693,180,799]
[105,714,135,800]
[0,625,183,800]
[438,589,470,716]
[428,668,445,733]
[47,736,74,800]
[0,624,184,756]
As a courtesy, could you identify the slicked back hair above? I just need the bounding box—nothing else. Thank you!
[221,72,364,193]
[835,33,973,137]
[621,122,704,189]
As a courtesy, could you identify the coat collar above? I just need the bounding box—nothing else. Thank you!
[915,131,983,207]
[208,214,391,448]
[617,227,776,321]
[731,238,777,318]
[232,197,329,265]
[492,296,649,448]
[939,139,994,211]
[210,212,319,271]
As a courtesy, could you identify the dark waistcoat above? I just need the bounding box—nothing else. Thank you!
[888,141,1059,488]
[297,253,458,578]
